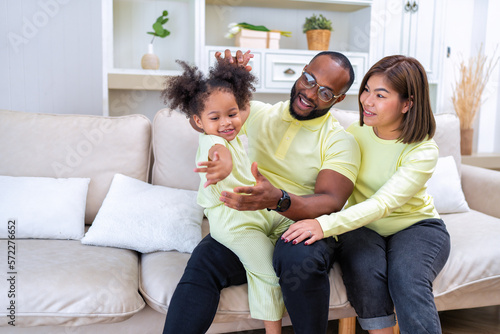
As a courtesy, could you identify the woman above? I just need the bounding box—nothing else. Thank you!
[282,55,451,334]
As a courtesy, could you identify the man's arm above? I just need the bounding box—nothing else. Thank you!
[219,163,354,221]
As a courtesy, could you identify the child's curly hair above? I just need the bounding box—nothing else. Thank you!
[161,59,256,118]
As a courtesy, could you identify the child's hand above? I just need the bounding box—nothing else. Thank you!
[194,151,232,187]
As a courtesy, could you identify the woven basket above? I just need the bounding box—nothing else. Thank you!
[306,29,331,50]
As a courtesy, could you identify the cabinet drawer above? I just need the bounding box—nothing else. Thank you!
[207,48,262,89]
[264,52,367,95]
[264,53,311,91]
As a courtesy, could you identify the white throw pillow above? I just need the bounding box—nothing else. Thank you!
[0,176,90,239]
[81,174,203,253]
[427,156,470,214]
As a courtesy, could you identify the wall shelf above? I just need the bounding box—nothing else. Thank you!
[108,69,179,91]
[205,0,372,12]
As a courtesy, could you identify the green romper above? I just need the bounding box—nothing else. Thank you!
[196,133,293,321]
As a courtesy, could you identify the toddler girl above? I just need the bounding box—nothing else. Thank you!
[162,60,293,334]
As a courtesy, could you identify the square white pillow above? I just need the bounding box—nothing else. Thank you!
[427,156,470,214]
[0,176,90,239]
[81,174,203,253]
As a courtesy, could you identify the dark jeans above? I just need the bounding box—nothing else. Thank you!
[273,235,336,333]
[337,218,451,334]
[162,234,336,334]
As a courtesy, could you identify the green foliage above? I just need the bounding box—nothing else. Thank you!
[302,14,333,33]
[226,22,291,38]
[237,22,271,32]
[147,10,170,43]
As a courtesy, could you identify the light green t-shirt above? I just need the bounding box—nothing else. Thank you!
[316,123,440,237]
[242,100,361,196]
[196,134,255,209]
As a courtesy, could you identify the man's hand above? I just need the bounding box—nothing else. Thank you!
[220,162,281,211]
[281,219,324,246]
[194,151,232,188]
[215,49,254,72]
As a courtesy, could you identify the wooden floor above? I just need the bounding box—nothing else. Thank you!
[228,305,500,334]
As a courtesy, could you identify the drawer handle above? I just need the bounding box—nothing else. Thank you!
[284,68,296,75]
[404,1,411,12]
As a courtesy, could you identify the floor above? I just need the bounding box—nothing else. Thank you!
[227,305,500,334]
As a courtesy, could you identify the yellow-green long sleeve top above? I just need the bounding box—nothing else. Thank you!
[316,123,440,237]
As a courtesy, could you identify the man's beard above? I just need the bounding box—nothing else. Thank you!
[289,84,331,121]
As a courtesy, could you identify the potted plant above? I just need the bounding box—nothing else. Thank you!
[303,14,333,51]
[141,10,170,70]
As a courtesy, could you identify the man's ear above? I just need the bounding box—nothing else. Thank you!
[332,94,346,106]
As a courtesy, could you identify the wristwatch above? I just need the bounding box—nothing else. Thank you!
[272,189,291,212]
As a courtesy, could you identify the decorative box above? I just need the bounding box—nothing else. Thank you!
[235,29,281,49]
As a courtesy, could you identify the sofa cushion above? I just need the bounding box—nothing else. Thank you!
[0,176,90,240]
[81,174,204,253]
[152,109,199,191]
[139,250,355,323]
[434,210,500,310]
[0,110,152,225]
[426,156,470,214]
[0,239,145,327]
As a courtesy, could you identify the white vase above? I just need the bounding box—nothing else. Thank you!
[141,44,160,70]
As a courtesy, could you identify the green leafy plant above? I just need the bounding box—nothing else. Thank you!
[147,10,170,44]
[302,14,333,33]
[225,22,291,38]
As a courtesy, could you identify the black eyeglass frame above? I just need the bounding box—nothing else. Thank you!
[299,70,343,103]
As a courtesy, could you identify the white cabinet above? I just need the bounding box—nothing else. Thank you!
[208,47,367,95]
[372,0,444,82]
[103,0,374,115]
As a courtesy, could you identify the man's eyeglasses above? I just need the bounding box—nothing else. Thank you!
[299,70,342,103]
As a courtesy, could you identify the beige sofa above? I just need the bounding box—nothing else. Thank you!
[0,108,499,334]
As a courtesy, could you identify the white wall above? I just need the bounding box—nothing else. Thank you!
[0,0,103,115]
[439,0,500,153]
[477,0,500,153]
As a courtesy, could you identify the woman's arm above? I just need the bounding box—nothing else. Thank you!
[284,144,439,244]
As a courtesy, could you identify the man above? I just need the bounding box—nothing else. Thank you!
[163,50,360,334]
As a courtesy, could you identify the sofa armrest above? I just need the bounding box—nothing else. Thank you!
[461,164,500,219]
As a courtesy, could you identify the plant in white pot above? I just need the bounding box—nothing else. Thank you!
[141,10,170,70]
[303,14,333,51]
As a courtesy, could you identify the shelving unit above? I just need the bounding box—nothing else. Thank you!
[101,0,382,115]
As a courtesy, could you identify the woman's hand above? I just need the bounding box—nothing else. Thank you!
[215,49,254,71]
[281,219,324,246]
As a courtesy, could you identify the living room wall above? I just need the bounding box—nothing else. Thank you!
[439,0,500,153]
[1,0,498,153]
[0,0,103,115]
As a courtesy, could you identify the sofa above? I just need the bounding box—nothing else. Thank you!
[0,107,499,334]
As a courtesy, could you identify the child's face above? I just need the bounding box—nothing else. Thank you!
[194,90,243,142]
